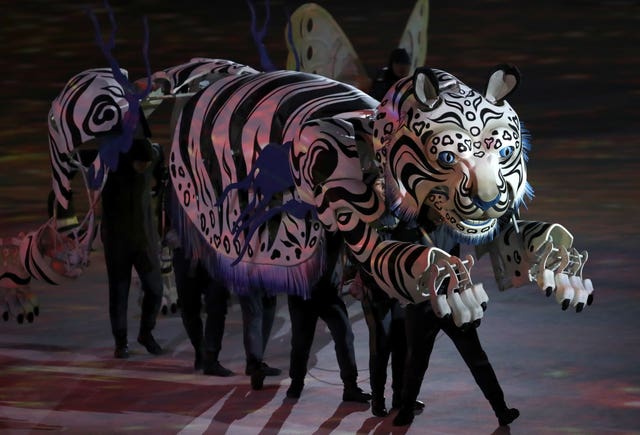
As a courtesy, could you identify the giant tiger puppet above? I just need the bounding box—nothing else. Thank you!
[42,11,594,333]
[46,65,595,319]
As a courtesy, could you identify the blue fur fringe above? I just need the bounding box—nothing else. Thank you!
[169,189,325,299]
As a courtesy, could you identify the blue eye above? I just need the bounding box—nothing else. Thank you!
[438,151,456,165]
[499,146,515,159]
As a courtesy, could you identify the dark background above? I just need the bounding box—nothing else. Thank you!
[1,0,639,236]
[0,2,639,433]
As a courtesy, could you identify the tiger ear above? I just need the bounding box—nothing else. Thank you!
[484,64,520,104]
[413,67,440,109]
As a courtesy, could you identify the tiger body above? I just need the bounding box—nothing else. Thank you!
[42,57,593,318]
[162,58,526,303]
[167,63,379,295]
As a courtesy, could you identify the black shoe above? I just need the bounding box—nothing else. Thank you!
[371,398,388,417]
[392,398,425,412]
[114,345,129,359]
[343,386,372,403]
[286,379,304,399]
[497,408,520,426]
[392,407,415,426]
[245,362,282,376]
[203,361,234,377]
[251,367,266,390]
[137,332,163,355]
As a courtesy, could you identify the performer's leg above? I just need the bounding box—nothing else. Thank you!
[257,293,281,375]
[238,290,264,373]
[261,293,276,351]
[172,248,204,368]
[135,249,163,355]
[361,291,393,415]
[103,238,133,358]
[389,301,410,408]
[202,277,233,377]
[318,290,371,403]
[442,320,519,426]
[393,301,439,426]
[238,290,269,389]
[286,294,318,398]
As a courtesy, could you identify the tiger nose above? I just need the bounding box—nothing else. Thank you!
[472,194,500,211]
[471,155,501,210]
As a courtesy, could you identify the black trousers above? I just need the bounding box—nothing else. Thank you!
[361,287,407,401]
[172,247,229,359]
[400,300,508,414]
[238,290,277,369]
[102,236,162,345]
[287,287,358,388]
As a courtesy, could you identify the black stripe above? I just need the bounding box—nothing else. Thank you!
[276,84,373,138]
[176,89,202,200]
[64,78,93,152]
[171,61,211,90]
[0,273,31,286]
[198,74,257,197]
[49,134,73,204]
[228,72,318,181]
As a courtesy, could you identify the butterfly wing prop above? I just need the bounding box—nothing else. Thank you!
[397,0,430,70]
[285,3,371,91]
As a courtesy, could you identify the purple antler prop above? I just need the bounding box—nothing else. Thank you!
[247,0,278,72]
[87,0,152,170]
[284,6,301,71]
[215,141,317,265]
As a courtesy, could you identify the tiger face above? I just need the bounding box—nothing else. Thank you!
[49,68,129,150]
[373,65,532,245]
[48,68,131,208]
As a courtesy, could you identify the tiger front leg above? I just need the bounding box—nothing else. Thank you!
[480,220,594,312]
[291,116,488,327]
[1,234,40,323]
[2,288,40,324]
[417,249,488,328]
[357,237,488,329]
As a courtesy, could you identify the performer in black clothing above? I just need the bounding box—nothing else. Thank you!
[394,298,520,427]
[101,136,164,359]
[359,274,408,415]
[286,232,371,403]
[354,216,426,417]
[354,162,518,426]
[172,246,233,376]
[238,288,282,390]
[369,48,412,101]
[392,228,519,427]
[164,162,279,388]
[358,271,427,416]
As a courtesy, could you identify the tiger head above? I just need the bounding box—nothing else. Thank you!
[372,65,533,245]
[48,68,136,209]
[47,58,251,210]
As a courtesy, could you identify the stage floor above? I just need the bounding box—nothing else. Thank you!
[1,243,639,434]
[1,0,639,433]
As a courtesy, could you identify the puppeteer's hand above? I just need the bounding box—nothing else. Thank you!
[417,253,489,329]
